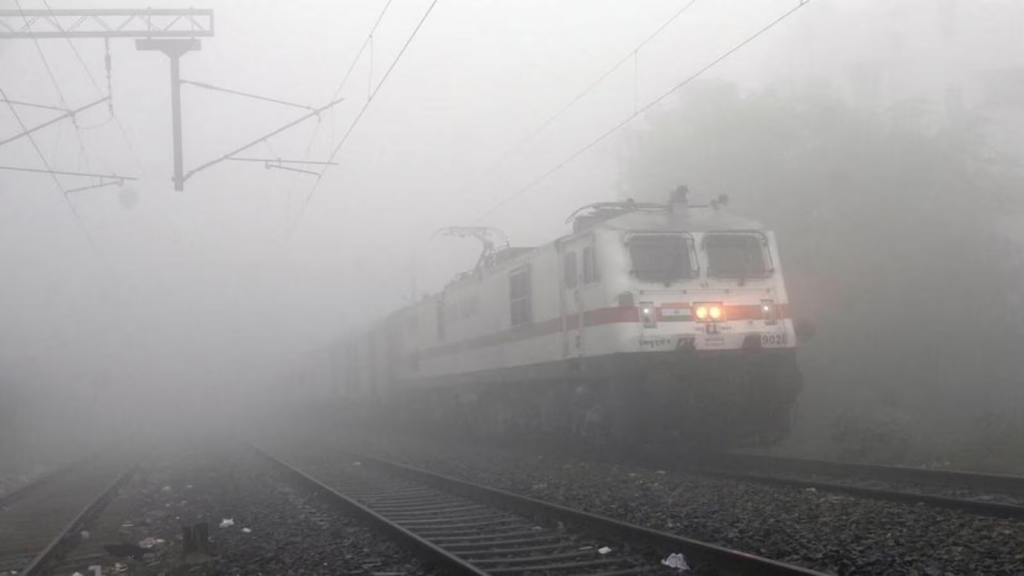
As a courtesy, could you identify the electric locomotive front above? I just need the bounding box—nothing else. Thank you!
[571,191,803,445]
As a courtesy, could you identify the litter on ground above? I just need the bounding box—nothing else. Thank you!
[139,537,165,548]
[662,552,691,571]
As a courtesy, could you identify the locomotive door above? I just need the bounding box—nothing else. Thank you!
[559,235,595,361]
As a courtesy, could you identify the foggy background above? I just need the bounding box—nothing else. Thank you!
[1,0,1022,471]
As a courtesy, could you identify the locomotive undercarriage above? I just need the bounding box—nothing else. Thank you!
[383,350,803,449]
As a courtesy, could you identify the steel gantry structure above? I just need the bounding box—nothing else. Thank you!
[1,8,212,190]
[0,8,215,39]
[1,7,342,191]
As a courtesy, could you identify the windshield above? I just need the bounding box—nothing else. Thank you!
[705,234,769,279]
[628,235,694,283]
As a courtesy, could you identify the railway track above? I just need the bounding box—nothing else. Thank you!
[690,452,1024,519]
[391,434,1024,521]
[256,445,827,576]
[0,453,137,576]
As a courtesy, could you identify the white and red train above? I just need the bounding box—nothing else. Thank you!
[343,187,804,446]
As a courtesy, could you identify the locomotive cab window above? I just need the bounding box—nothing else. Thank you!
[705,233,770,279]
[509,267,532,327]
[563,252,578,289]
[628,234,694,283]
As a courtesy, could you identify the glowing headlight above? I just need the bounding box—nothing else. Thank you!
[640,301,657,328]
[694,303,723,322]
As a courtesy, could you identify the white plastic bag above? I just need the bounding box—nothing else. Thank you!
[662,552,691,572]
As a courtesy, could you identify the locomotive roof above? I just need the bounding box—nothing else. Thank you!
[588,206,765,233]
[415,206,769,305]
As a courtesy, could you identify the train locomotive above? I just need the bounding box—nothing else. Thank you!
[344,187,804,447]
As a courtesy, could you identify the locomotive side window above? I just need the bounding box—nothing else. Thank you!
[509,267,532,327]
[582,246,599,284]
[628,235,694,283]
[705,234,769,279]
[563,252,578,289]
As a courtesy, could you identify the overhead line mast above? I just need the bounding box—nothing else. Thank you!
[2,7,343,191]
[0,8,213,190]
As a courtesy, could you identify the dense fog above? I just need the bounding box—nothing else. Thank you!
[2,0,1022,472]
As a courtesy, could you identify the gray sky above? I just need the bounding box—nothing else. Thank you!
[1,0,1017,399]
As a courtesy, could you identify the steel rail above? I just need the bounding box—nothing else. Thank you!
[692,453,1024,519]
[255,445,826,576]
[17,461,138,576]
[253,446,486,575]
[705,453,1024,493]
[0,460,80,511]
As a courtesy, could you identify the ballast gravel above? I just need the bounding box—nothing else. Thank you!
[310,431,1024,576]
[98,443,434,576]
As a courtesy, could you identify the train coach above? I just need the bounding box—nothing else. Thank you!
[343,187,805,447]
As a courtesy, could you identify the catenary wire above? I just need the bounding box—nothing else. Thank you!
[449,0,701,204]
[475,0,814,221]
[40,0,143,173]
[299,0,395,162]
[291,0,439,231]
[0,84,98,248]
[16,0,95,172]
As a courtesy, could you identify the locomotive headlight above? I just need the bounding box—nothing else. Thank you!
[640,301,657,328]
[694,303,723,322]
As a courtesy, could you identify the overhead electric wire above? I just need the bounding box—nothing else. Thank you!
[475,0,814,222]
[0,85,98,248]
[453,0,701,201]
[319,0,439,172]
[37,2,99,91]
[299,0,395,161]
[329,0,396,105]
[51,32,115,131]
[292,0,439,230]
[0,98,68,112]
[182,80,319,111]
[17,1,69,111]
[286,0,394,207]
[16,0,95,172]
[0,96,108,148]
[40,0,143,173]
